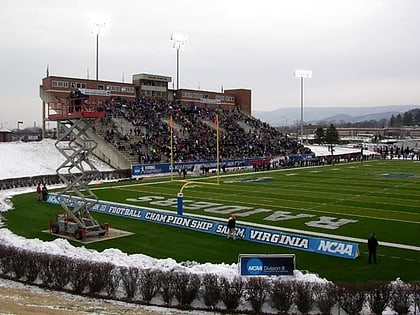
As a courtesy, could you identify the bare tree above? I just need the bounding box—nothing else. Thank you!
[270,279,294,314]
[336,283,366,315]
[220,276,244,311]
[202,273,221,308]
[246,276,270,314]
[365,282,391,315]
[313,282,339,315]
[389,280,411,315]
[294,281,315,315]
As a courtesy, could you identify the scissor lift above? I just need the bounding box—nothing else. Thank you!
[48,97,107,240]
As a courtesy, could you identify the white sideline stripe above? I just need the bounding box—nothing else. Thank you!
[217,216,420,252]
[108,177,420,225]
[92,192,420,253]
[92,165,420,253]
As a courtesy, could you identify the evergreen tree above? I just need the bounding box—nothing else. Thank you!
[394,114,403,127]
[403,111,414,126]
[325,124,339,144]
[314,127,325,144]
[389,115,395,127]
[412,109,420,125]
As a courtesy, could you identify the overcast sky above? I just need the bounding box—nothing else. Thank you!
[1,0,419,128]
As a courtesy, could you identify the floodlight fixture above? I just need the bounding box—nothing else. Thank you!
[294,69,312,79]
[294,69,312,145]
[171,32,188,50]
[89,17,107,82]
[171,32,188,90]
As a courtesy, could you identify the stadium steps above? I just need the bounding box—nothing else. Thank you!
[39,85,60,104]
[71,120,132,170]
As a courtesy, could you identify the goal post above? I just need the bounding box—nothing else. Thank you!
[169,113,220,186]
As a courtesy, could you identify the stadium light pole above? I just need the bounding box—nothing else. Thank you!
[171,32,188,90]
[294,69,312,144]
[90,18,107,82]
[281,115,288,128]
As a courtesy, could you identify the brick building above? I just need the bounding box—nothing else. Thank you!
[40,74,251,114]
[0,127,11,142]
[40,73,252,135]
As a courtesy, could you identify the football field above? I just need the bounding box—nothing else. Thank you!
[6,159,420,282]
[95,159,420,246]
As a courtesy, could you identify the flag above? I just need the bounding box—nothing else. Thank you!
[46,64,49,77]
[168,116,173,133]
[214,114,218,127]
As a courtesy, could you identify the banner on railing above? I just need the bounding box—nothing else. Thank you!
[47,194,360,259]
[132,158,248,176]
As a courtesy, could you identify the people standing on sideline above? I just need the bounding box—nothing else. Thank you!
[41,184,49,202]
[368,233,379,264]
[227,214,237,239]
[36,183,42,201]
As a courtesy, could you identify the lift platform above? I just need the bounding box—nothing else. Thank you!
[48,96,106,240]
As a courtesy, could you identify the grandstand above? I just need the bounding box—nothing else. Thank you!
[41,72,418,176]
[40,73,311,175]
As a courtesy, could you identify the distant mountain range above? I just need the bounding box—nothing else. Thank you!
[252,105,419,127]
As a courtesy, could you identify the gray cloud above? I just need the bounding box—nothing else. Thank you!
[0,0,419,128]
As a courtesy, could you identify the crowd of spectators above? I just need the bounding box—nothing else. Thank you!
[97,97,306,164]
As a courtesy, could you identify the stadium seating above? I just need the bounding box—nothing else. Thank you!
[95,97,306,165]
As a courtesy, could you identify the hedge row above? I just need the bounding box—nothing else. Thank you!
[0,244,419,314]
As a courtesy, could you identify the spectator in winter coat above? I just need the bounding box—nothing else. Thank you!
[368,233,379,264]
[41,184,49,202]
[36,183,42,201]
[227,214,237,240]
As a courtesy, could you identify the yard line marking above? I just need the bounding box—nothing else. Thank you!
[108,182,420,225]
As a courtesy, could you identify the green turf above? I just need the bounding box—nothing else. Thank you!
[3,159,420,282]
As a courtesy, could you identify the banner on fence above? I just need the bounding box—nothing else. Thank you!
[132,158,248,176]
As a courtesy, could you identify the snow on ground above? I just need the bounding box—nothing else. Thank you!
[0,139,113,180]
[0,276,207,315]
[0,140,397,314]
[0,140,330,313]
[305,144,379,157]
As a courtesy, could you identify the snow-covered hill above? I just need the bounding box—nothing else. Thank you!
[0,139,113,180]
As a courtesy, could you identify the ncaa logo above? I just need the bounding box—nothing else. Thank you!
[246,258,263,275]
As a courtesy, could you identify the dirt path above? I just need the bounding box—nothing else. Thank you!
[0,279,175,315]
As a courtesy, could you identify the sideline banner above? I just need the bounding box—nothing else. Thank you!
[239,254,295,276]
[132,158,248,176]
[47,194,360,259]
[131,156,315,176]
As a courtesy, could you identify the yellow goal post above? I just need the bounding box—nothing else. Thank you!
[169,114,220,189]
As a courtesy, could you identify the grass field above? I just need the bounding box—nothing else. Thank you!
[4,159,420,283]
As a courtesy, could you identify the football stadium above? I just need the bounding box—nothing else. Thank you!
[1,74,419,313]
[3,1,420,313]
